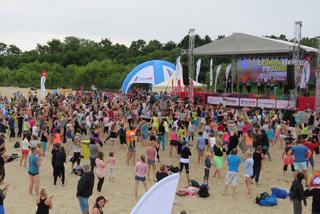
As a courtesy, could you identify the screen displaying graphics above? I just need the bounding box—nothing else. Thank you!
[237,58,289,82]
[237,56,316,85]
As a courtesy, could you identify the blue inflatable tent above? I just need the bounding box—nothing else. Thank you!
[121,60,175,94]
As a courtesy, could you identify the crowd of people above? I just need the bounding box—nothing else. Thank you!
[0,87,319,214]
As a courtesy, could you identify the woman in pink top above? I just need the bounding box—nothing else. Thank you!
[134,155,148,199]
[146,142,156,180]
[95,152,106,193]
[169,127,178,157]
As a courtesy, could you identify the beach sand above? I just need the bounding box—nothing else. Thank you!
[0,86,314,214]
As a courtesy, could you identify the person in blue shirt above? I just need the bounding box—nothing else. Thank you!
[28,147,42,195]
[289,135,310,180]
[223,148,241,197]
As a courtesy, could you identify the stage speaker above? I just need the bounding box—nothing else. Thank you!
[286,64,295,90]
[182,64,189,85]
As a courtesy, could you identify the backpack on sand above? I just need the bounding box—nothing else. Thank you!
[198,184,209,198]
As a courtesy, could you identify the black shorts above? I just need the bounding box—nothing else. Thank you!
[28,171,39,176]
[135,175,146,182]
[170,140,178,146]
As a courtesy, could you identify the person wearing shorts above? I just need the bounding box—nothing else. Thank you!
[146,142,156,180]
[289,136,310,179]
[223,148,241,197]
[77,164,94,214]
[134,155,148,199]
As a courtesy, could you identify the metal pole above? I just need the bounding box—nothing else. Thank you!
[315,37,320,113]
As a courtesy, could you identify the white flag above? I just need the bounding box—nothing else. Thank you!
[40,71,47,98]
[175,56,182,81]
[209,59,213,86]
[196,59,201,82]
[214,64,222,92]
[300,60,310,89]
[225,64,232,79]
[131,173,180,214]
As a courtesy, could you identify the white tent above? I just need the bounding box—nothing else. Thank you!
[152,73,205,93]
[152,58,205,93]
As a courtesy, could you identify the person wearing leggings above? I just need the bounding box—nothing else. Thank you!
[251,145,263,184]
[179,141,191,183]
[54,146,66,185]
[95,152,106,193]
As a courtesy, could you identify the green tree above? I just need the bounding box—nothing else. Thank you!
[6,45,22,55]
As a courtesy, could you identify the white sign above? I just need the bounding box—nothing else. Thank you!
[207,96,223,105]
[223,97,239,106]
[258,99,276,108]
[276,100,294,109]
[240,98,257,107]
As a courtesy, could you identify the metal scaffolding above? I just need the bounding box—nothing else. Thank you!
[315,38,320,113]
[290,21,302,107]
[188,29,195,80]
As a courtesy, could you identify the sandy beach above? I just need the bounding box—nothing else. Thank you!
[0,87,314,214]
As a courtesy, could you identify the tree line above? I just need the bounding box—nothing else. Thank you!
[0,34,317,90]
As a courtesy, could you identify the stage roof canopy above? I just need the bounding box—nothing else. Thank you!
[193,33,318,56]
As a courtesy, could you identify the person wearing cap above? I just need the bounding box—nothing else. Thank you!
[304,172,320,214]
[77,164,94,214]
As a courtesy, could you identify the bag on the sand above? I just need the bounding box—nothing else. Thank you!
[7,153,19,162]
[190,179,200,188]
[258,195,277,206]
[73,166,83,176]
[14,141,20,148]
[198,184,209,198]
[167,165,179,173]
[271,188,288,199]
[256,192,270,204]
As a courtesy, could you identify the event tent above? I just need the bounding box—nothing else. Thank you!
[193,33,318,56]
[152,58,205,93]
[121,60,176,94]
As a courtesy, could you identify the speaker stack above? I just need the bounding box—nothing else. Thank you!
[182,64,190,86]
[286,64,295,89]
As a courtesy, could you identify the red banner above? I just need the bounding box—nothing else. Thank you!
[177,80,182,97]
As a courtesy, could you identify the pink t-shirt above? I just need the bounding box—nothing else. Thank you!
[135,161,148,177]
[29,119,35,129]
[170,132,177,141]
[95,158,106,178]
[107,157,116,167]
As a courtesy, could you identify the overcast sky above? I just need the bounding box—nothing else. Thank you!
[1,0,319,51]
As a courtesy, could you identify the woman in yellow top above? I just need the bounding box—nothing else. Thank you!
[152,113,159,133]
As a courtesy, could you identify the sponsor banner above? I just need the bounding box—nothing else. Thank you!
[240,98,257,107]
[258,99,276,108]
[223,97,239,106]
[207,96,239,106]
[207,96,223,105]
[276,100,294,109]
